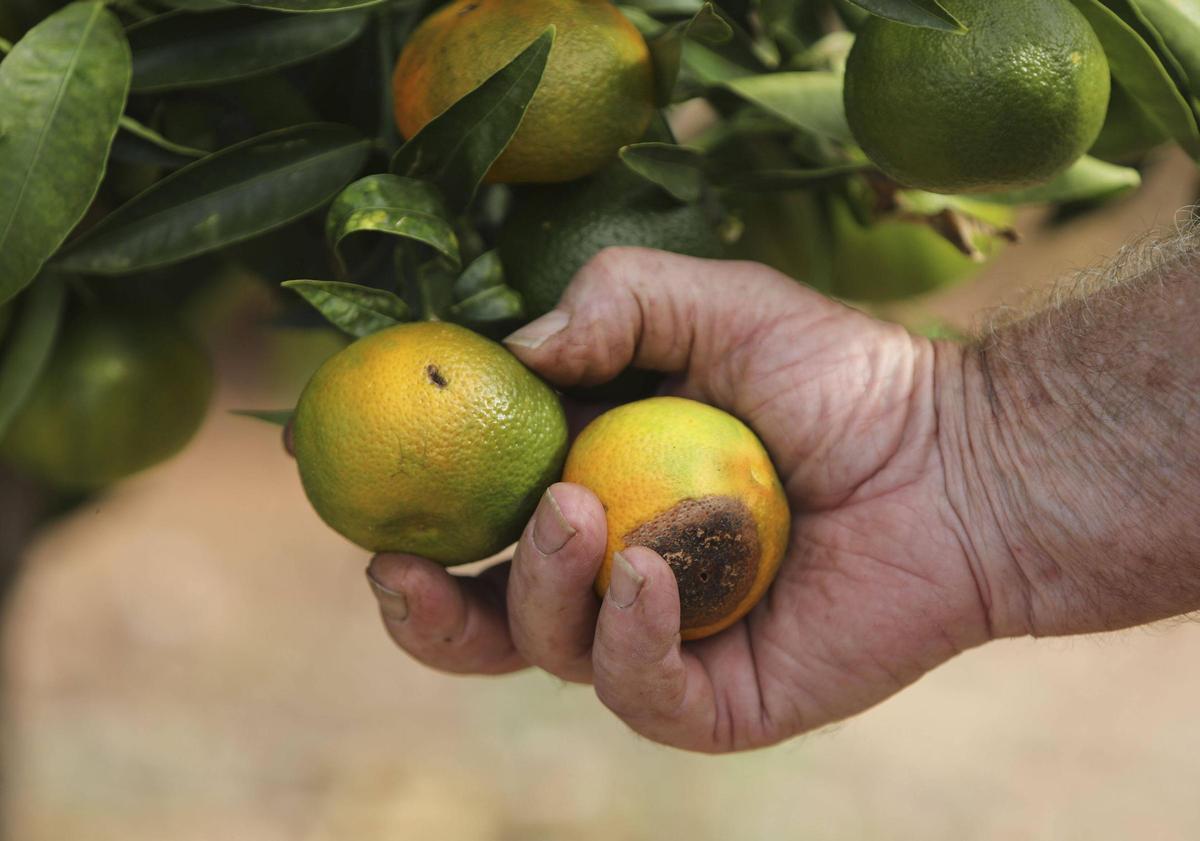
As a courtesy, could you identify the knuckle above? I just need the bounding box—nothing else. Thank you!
[581,245,638,280]
[593,625,687,718]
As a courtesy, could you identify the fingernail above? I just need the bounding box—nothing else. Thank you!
[532,487,575,554]
[282,421,295,456]
[504,309,570,350]
[366,565,409,621]
[609,551,645,609]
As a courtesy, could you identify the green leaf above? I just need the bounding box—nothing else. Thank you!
[155,0,234,9]
[118,115,206,160]
[453,250,505,301]
[391,27,554,213]
[1096,0,1196,104]
[230,408,293,427]
[282,279,410,337]
[675,45,756,104]
[686,3,733,43]
[326,174,460,272]
[723,71,853,143]
[619,142,706,201]
[1068,0,1200,158]
[790,31,856,72]
[128,8,368,93]
[1135,0,1200,95]
[981,155,1141,204]
[446,284,525,324]
[844,0,965,31]
[227,0,386,12]
[646,2,734,105]
[715,163,868,191]
[55,123,370,275]
[0,2,130,306]
[0,275,65,438]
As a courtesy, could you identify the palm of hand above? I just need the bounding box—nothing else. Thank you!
[678,302,988,750]
[361,250,991,754]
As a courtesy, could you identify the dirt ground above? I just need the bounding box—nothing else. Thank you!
[4,150,1200,841]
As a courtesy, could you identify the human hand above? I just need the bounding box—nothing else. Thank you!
[359,247,999,752]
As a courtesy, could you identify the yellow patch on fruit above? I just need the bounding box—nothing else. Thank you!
[564,396,790,640]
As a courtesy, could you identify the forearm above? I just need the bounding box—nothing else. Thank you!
[938,227,1200,638]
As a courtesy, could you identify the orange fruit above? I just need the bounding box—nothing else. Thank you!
[392,0,656,184]
[564,397,790,640]
[292,321,567,563]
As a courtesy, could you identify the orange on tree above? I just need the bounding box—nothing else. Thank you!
[392,0,656,184]
[843,0,1110,194]
[292,321,568,563]
[0,306,213,490]
[498,161,725,318]
[564,396,790,640]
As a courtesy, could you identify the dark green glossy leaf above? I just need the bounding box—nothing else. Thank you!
[0,2,130,305]
[619,142,706,201]
[1069,0,1200,158]
[687,3,733,42]
[981,155,1141,204]
[723,71,853,143]
[129,8,368,93]
[230,408,293,427]
[647,2,733,105]
[844,0,965,31]
[227,0,385,12]
[326,174,459,271]
[282,279,410,337]
[453,250,504,301]
[391,27,554,213]
[0,274,65,438]
[446,284,524,323]
[55,123,370,275]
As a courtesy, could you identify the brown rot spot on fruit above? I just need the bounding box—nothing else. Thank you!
[458,1,479,14]
[425,365,448,388]
[624,496,759,631]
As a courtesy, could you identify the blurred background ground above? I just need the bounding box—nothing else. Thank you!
[4,148,1200,841]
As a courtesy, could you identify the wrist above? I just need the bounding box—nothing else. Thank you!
[934,339,1043,640]
[937,299,1200,639]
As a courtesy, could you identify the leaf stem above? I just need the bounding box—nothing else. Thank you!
[118,115,206,159]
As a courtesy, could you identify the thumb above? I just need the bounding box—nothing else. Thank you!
[501,247,826,398]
